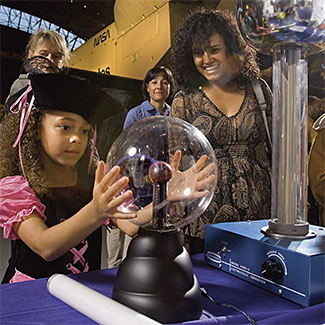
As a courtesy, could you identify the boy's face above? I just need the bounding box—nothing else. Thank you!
[39,110,90,169]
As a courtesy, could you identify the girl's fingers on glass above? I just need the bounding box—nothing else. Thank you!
[193,155,207,172]
[110,212,137,219]
[197,174,215,190]
[101,166,120,190]
[193,190,209,199]
[171,150,181,171]
[94,161,106,185]
[112,175,128,188]
[105,177,129,199]
[113,190,133,206]
[197,163,215,181]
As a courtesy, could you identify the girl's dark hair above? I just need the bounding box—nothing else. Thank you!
[142,66,176,102]
[172,8,260,93]
[0,109,93,198]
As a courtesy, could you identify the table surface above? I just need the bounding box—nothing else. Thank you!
[0,254,324,324]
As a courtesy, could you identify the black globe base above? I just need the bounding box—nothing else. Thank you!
[112,227,202,323]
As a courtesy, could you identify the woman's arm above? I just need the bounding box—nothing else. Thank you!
[12,161,137,261]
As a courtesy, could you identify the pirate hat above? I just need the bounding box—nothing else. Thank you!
[29,72,122,124]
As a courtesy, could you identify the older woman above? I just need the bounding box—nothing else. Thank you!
[123,66,175,129]
[5,29,71,105]
[106,66,175,268]
[171,8,272,254]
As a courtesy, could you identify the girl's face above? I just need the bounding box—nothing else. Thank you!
[39,110,90,169]
[192,32,241,85]
[147,73,170,105]
[29,39,64,69]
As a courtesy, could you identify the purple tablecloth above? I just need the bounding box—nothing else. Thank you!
[0,254,324,324]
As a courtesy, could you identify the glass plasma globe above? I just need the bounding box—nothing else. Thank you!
[106,116,217,232]
[236,0,325,55]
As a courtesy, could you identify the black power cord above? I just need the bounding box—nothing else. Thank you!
[200,287,257,325]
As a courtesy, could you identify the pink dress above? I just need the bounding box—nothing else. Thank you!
[0,175,105,282]
[0,176,46,239]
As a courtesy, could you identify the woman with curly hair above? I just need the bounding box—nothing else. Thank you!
[0,73,139,283]
[171,8,272,254]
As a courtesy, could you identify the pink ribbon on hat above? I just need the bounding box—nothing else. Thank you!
[10,82,35,179]
[10,81,97,177]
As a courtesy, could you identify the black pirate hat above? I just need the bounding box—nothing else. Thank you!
[6,56,123,123]
[7,58,124,176]
[29,72,122,124]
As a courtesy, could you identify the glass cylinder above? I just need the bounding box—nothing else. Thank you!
[264,44,315,239]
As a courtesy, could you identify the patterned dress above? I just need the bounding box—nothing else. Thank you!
[171,82,272,240]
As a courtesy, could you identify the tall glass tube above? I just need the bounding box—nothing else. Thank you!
[263,44,315,239]
[236,0,323,240]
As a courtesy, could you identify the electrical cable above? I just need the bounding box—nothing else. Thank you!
[200,287,257,325]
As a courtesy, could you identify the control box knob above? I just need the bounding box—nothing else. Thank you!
[261,258,283,280]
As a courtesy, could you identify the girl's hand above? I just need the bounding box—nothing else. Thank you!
[92,161,137,220]
[168,150,216,201]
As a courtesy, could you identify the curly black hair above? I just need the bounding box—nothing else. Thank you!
[171,8,260,93]
[0,108,95,198]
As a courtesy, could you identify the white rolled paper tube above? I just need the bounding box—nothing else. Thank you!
[47,273,161,325]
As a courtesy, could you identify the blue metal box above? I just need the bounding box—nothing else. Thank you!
[204,220,325,306]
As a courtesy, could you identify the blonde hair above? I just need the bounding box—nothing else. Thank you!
[25,29,71,66]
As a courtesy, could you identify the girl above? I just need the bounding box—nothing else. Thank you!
[1,72,215,281]
[0,72,138,282]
